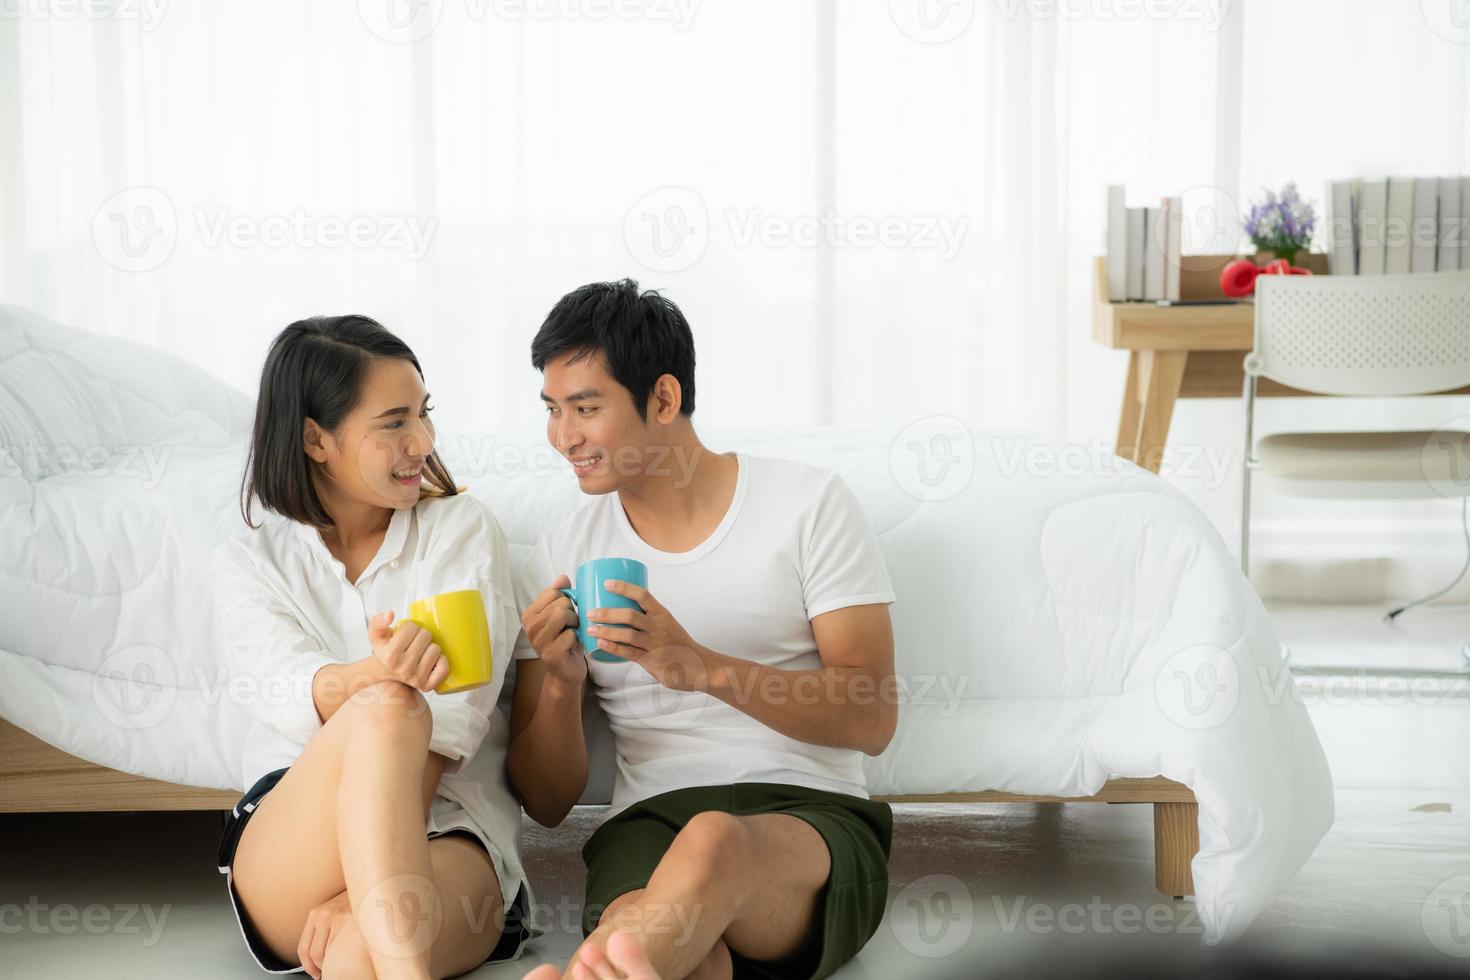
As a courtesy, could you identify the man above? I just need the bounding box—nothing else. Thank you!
[507,279,898,980]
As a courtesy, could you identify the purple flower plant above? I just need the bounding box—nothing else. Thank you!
[1244,181,1316,257]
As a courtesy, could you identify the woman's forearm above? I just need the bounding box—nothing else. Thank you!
[311,657,390,724]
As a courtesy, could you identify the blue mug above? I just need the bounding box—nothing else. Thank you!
[560,557,648,663]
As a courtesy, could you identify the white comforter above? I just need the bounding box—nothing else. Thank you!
[0,306,1332,943]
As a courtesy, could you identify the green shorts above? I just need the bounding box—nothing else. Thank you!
[581,782,893,980]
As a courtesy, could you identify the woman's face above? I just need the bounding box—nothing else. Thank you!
[304,357,436,511]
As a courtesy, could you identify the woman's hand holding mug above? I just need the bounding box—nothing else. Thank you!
[367,610,450,692]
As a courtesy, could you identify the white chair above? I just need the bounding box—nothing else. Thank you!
[1240,270,1470,629]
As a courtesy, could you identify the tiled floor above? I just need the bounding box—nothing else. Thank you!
[2,604,1468,978]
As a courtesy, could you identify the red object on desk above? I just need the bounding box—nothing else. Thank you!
[1220,258,1312,298]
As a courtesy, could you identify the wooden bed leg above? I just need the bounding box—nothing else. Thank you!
[1153,801,1198,898]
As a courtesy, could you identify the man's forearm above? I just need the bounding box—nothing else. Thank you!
[507,673,589,825]
[697,647,899,755]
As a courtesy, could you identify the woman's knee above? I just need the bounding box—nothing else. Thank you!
[319,915,376,979]
[343,679,431,739]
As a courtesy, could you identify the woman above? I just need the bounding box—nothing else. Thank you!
[210,315,533,979]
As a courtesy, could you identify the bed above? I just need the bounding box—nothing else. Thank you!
[0,305,1334,943]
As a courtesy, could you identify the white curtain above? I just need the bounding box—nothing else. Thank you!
[3,0,1469,591]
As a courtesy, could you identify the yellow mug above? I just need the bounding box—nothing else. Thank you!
[393,589,493,695]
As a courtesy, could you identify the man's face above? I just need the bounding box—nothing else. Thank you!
[541,350,657,494]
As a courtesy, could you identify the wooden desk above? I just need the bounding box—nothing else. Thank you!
[1091,256,1470,473]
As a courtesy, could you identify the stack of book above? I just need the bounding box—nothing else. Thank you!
[1104,186,1182,302]
[1323,176,1469,276]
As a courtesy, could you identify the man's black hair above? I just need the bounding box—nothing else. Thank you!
[530,278,696,417]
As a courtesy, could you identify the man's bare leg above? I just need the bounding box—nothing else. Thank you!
[566,811,831,980]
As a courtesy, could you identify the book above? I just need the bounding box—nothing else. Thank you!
[1126,207,1145,300]
[1411,176,1439,273]
[1357,178,1388,275]
[1464,175,1470,272]
[1439,177,1463,273]
[1325,179,1357,275]
[1385,177,1414,274]
[1106,184,1127,301]
[1143,205,1166,301]
[1164,195,1182,301]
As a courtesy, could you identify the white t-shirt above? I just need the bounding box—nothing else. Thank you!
[208,492,527,911]
[513,453,896,820]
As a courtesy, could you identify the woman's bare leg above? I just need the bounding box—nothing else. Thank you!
[231,679,444,979]
[319,833,506,979]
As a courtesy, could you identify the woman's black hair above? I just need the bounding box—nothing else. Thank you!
[239,315,459,529]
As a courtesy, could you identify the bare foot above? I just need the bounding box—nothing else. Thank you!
[521,930,662,980]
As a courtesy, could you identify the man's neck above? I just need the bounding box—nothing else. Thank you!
[616,434,739,554]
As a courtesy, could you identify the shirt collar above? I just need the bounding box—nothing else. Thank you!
[295,504,414,582]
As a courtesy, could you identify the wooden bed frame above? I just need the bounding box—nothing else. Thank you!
[0,718,1200,897]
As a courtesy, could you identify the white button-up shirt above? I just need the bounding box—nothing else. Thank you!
[208,492,526,905]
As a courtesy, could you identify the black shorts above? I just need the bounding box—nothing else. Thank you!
[582,782,893,980]
[216,766,532,974]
